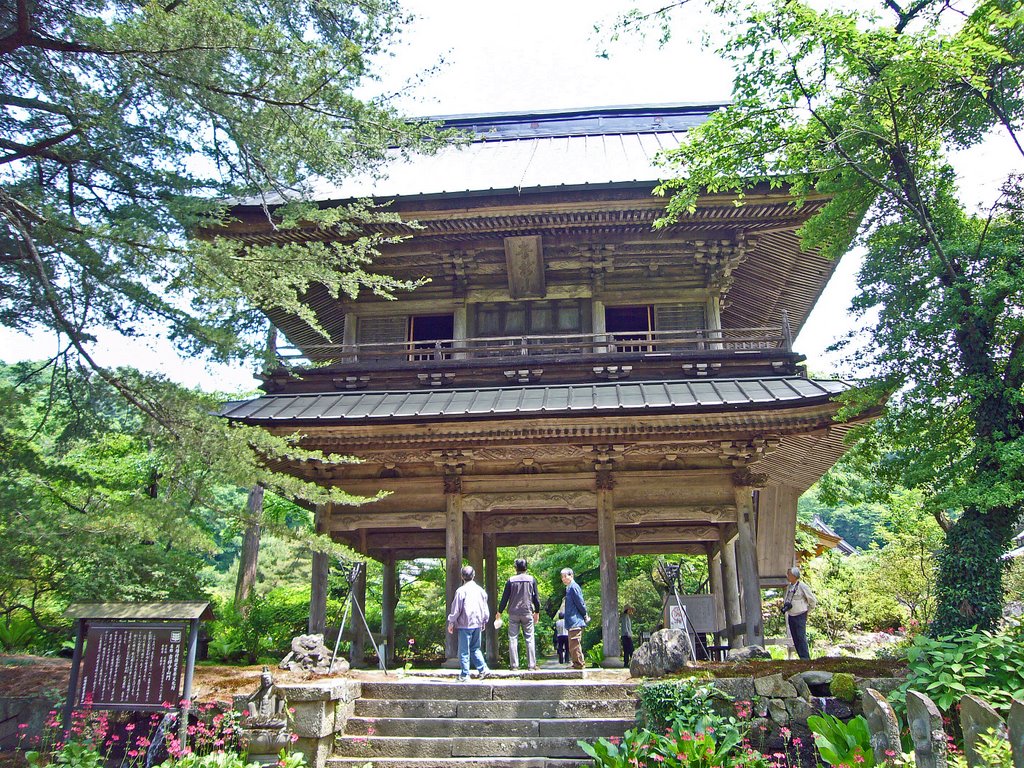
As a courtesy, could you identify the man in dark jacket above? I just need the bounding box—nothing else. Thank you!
[560,567,589,669]
[496,558,541,670]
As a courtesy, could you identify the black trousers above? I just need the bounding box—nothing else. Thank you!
[787,611,810,660]
[621,634,634,665]
[555,635,569,663]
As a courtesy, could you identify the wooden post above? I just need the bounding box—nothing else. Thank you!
[484,532,498,666]
[444,476,464,665]
[468,514,484,592]
[382,553,397,667]
[708,551,726,652]
[309,503,331,634]
[734,483,764,647]
[350,561,367,667]
[597,472,622,667]
[721,537,742,647]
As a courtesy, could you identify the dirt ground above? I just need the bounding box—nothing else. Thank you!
[0,656,337,703]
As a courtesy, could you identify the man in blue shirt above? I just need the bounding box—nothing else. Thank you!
[560,567,589,669]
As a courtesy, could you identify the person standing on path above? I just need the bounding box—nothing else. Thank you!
[620,605,636,666]
[783,566,817,660]
[554,611,569,665]
[560,567,589,669]
[447,565,492,682]
[496,558,541,670]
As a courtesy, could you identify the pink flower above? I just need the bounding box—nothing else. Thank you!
[854,755,865,764]
[610,737,622,745]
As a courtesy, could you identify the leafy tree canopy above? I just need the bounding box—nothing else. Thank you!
[631,0,1024,633]
[0,1,452,530]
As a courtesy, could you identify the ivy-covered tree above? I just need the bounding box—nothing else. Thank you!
[638,0,1024,633]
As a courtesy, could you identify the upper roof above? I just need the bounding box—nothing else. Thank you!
[240,103,725,207]
[220,376,848,424]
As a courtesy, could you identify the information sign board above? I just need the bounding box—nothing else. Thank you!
[79,621,185,710]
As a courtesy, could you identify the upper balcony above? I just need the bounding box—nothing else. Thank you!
[262,316,803,393]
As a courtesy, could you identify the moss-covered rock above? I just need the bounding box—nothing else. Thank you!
[830,672,857,702]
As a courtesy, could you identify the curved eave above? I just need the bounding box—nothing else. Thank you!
[220,376,853,427]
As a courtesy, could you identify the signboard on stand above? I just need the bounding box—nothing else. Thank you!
[62,602,213,733]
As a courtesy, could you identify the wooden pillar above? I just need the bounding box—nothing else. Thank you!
[597,472,621,667]
[350,560,367,667]
[382,552,397,667]
[484,532,498,666]
[309,503,331,634]
[708,550,726,649]
[721,537,742,647]
[444,475,464,664]
[735,481,764,647]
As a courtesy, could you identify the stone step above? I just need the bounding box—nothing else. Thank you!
[345,715,631,738]
[334,735,590,759]
[358,681,637,701]
[328,758,587,768]
[353,697,637,720]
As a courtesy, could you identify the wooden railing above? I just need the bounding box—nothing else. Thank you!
[278,323,794,366]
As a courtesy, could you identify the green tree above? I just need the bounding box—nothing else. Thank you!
[0,0,449,522]
[640,0,1024,633]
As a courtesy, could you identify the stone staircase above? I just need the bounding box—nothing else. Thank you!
[327,673,638,768]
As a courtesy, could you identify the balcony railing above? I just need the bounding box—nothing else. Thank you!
[278,322,794,367]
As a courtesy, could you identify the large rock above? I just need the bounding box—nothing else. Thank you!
[628,628,693,678]
[729,645,771,661]
[754,673,798,698]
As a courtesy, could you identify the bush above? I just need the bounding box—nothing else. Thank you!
[637,678,745,741]
[893,620,1024,714]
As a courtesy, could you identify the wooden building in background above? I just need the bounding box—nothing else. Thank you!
[219,104,873,666]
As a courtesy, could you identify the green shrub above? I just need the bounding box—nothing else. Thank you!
[893,620,1024,714]
[808,714,876,768]
[830,672,857,701]
[580,725,769,768]
[586,642,604,666]
[0,614,38,651]
[637,678,745,741]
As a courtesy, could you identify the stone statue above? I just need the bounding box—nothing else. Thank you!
[1007,699,1023,768]
[960,694,1008,768]
[242,666,286,727]
[862,688,901,764]
[906,690,947,768]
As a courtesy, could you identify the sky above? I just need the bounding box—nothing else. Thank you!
[0,0,1016,391]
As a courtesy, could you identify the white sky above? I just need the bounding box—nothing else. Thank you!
[1,0,1017,391]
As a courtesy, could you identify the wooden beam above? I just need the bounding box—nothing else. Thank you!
[330,511,446,532]
[309,503,331,634]
[597,480,621,667]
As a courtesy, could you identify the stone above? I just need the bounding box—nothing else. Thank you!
[787,674,811,700]
[906,690,948,768]
[729,645,771,661]
[628,628,692,678]
[768,698,789,725]
[960,694,1008,768]
[1007,699,1023,768]
[240,666,286,727]
[712,677,756,702]
[863,688,902,764]
[753,673,798,698]
[285,633,349,675]
[858,677,902,696]
[800,671,834,687]
[785,697,816,725]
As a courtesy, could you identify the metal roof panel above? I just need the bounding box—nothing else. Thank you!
[220,377,851,423]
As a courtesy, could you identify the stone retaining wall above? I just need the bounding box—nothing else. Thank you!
[0,694,60,749]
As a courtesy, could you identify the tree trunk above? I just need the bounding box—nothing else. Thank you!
[235,483,265,612]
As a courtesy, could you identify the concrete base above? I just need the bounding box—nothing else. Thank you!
[600,657,624,669]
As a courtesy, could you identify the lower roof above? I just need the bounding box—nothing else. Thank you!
[220,376,850,424]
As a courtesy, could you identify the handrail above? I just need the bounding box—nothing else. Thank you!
[277,325,792,365]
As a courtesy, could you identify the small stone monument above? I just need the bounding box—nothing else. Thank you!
[278,633,349,675]
[235,667,290,764]
[862,688,901,763]
[960,694,1008,768]
[1007,699,1023,768]
[906,690,947,768]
